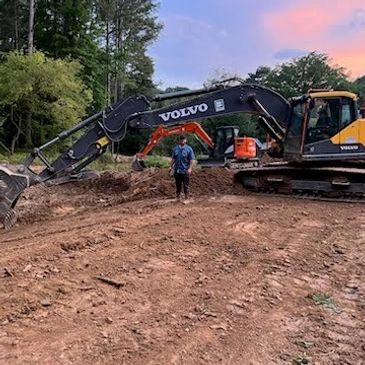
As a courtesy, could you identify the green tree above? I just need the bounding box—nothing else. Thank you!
[354,75,365,106]
[252,52,353,98]
[245,66,272,86]
[34,0,106,110]
[0,51,92,152]
[97,0,162,101]
[0,0,28,53]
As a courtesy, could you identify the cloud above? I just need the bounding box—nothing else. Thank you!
[273,49,308,60]
[349,9,365,29]
[329,33,365,77]
[150,11,268,88]
[151,1,365,88]
[261,1,365,77]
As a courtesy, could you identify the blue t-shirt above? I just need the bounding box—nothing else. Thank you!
[172,144,195,174]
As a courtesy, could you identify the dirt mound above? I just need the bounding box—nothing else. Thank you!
[16,168,239,225]
[83,171,132,193]
[79,168,236,198]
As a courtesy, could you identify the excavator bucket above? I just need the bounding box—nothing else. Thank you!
[0,164,35,229]
[131,158,147,172]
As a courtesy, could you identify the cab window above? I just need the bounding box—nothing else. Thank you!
[340,98,355,128]
[306,98,340,144]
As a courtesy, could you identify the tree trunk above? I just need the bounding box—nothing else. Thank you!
[114,0,120,104]
[28,0,36,55]
[26,0,36,149]
[106,12,111,105]
[10,108,22,154]
[25,111,32,148]
[14,0,19,50]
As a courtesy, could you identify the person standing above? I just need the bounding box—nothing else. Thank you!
[169,135,195,201]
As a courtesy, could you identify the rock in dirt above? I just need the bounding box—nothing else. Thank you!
[40,298,52,307]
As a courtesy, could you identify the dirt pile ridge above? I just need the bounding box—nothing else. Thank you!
[16,168,238,224]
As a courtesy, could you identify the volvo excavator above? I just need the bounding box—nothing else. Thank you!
[0,81,364,229]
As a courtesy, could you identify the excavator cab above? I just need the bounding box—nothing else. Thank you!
[199,126,258,167]
[284,91,364,162]
[212,126,257,161]
[211,126,240,160]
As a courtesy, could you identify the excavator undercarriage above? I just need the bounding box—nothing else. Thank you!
[0,80,364,229]
[236,164,365,202]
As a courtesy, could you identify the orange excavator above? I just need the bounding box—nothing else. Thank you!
[132,122,214,171]
[132,122,259,171]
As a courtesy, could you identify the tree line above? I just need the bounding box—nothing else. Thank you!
[0,1,364,157]
[0,0,161,152]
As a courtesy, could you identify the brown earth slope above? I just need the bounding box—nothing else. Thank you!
[0,168,364,364]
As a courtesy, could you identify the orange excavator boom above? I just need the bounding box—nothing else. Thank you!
[132,122,214,171]
[136,121,214,158]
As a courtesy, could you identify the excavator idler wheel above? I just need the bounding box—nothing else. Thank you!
[132,158,147,172]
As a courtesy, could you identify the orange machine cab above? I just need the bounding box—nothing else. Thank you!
[234,137,257,160]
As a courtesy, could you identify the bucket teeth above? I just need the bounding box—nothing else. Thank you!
[0,164,34,230]
[2,208,17,230]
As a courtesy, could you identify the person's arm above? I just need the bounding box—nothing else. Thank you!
[169,158,175,172]
[187,147,195,174]
[169,147,176,172]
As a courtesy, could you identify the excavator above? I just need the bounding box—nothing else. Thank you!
[0,81,364,229]
[131,122,259,171]
[132,122,215,171]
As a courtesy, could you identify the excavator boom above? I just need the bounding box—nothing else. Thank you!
[132,122,215,171]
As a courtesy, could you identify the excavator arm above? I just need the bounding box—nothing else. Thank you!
[0,81,291,229]
[0,95,151,228]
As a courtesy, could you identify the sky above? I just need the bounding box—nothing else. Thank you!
[149,0,365,88]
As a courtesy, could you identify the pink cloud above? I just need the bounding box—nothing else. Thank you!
[329,34,365,77]
[262,1,365,77]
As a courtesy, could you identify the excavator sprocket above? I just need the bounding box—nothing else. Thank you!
[0,164,37,229]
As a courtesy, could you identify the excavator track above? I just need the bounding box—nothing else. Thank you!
[235,164,365,203]
[246,190,365,204]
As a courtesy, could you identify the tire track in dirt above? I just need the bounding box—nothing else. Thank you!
[0,169,364,364]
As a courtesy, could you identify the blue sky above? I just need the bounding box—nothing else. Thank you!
[149,0,365,88]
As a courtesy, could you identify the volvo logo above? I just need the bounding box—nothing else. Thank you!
[158,103,209,122]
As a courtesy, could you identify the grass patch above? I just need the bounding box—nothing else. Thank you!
[310,293,341,312]
[144,155,170,168]
[0,151,173,172]
[89,154,131,172]
[0,152,32,165]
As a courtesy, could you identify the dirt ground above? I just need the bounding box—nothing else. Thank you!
[0,168,364,365]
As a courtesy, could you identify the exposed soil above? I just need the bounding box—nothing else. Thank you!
[0,168,364,364]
